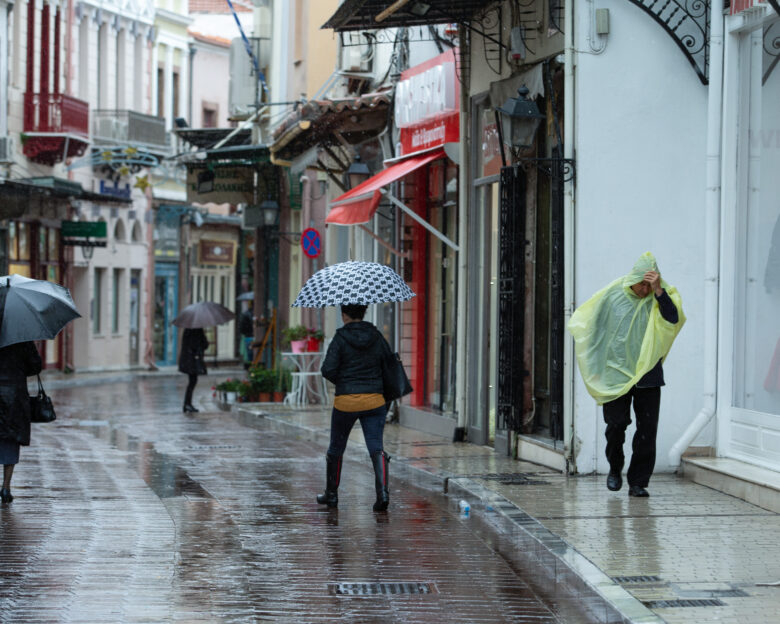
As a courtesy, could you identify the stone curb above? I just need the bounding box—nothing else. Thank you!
[41,368,246,390]
[235,406,665,624]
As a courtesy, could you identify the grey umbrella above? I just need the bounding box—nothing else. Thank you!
[236,291,254,301]
[0,274,81,348]
[172,301,235,328]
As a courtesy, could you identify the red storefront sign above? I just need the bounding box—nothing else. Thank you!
[730,0,765,13]
[395,48,460,157]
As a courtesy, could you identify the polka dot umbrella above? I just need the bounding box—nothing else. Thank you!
[292,261,415,308]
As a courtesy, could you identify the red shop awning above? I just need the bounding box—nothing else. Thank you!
[326,149,445,225]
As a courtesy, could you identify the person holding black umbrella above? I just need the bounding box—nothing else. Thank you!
[0,287,43,503]
[178,328,209,413]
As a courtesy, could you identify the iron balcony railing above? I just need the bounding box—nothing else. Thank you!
[23,92,89,136]
[92,109,171,153]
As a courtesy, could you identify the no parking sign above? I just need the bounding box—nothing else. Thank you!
[301,228,321,258]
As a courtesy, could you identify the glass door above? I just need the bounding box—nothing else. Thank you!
[153,264,179,366]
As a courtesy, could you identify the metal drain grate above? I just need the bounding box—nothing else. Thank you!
[470,473,550,485]
[185,444,243,450]
[612,575,663,584]
[410,441,451,447]
[644,599,725,609]
[677,589,749,599]
[328,582,438,596]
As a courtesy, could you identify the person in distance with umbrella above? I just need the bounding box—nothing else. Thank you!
[318,304,393,511]
[0,287,43,503]
[178,328,209,413]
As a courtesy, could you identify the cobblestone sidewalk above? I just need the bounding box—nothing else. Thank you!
[240,404,780,624]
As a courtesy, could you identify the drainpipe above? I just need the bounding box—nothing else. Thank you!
[668,0,723,468]
[454,23,469,437]
[561,0,576,472]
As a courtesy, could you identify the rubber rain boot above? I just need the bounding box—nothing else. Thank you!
[316,454,341,508]
[371,451,390,511]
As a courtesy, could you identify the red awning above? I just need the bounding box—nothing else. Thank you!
[326,149,445,225]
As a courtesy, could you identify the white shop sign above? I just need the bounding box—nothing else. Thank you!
[394,62,457,129]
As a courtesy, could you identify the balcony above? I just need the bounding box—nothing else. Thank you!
[92,109,171,156]
[23,92,90,166]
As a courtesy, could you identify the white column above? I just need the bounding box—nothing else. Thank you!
[133,33,144,111]
[178,45,188,121]
[115,24,126,109]
[164,44,173,129]
[151,41,158,116]
[0,1,9,136]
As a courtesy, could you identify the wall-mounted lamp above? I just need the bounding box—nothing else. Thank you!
[260,196,280,227]
[496,86,546,159]
[345,154,371,190]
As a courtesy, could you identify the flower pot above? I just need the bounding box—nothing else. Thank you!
[290,339,307,353]
[272,391,285,402]
[306,338,321,352]
[226,391,237,404]
[258,392,271,402]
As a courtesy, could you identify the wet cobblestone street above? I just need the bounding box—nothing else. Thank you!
[0,376,586,623]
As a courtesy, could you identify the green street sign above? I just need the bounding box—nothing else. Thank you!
[62,221,107,238]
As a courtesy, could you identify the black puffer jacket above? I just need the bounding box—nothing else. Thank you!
[321,321,391,396]
[0,341,43,446]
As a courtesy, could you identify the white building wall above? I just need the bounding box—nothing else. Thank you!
[572,0,709,474]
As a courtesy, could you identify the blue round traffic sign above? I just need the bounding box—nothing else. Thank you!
[301,228,321,258]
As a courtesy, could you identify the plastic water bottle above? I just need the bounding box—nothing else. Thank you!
[459,500,470,517]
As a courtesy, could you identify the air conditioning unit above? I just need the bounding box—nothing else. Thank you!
[341,42,372,72]
[229,38,259,120]
[0,136,15,163]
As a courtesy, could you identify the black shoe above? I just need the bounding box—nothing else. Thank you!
[316,454,341,508]
[183,404,199,413]
[628,485,649,497]
[0,488,13,503]
[371,451,390,512]
[607,472,622,491]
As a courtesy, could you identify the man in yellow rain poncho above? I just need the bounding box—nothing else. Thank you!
[568,252,685,497]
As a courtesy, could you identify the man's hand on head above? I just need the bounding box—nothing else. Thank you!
[644,271,663,296]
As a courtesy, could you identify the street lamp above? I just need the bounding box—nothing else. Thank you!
[345,154,371,189]
[496,86,546,160]
[260,196,280,227]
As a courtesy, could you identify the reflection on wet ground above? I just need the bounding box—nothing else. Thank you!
[0,377,590,623]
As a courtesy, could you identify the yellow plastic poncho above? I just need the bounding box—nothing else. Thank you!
[567,252,685,405]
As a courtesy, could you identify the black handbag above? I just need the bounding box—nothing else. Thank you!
[382,351,413,402]
[29,375,56,423]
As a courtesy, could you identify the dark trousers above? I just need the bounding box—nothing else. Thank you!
[603,386,661,488]
[327,404,387,458]
[184,374,198,406]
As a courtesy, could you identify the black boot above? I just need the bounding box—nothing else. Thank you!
[371,451,390,512]
[316,454,341,508]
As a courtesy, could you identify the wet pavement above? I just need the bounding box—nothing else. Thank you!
[0,376,589,623]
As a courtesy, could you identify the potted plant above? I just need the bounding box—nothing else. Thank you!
[238,380,255,403]
[282,324,309,353]
[306,328,325,352]
[274,367,292,402]
[249,366,275,402]
[215,378,242,404]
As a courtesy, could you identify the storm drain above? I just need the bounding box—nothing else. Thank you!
[470,473,551,485]
[328,582,438,596]
[612,575,663,584]
[643,599,725,608]
[184,444,243,450]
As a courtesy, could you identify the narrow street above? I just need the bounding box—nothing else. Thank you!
[0,376,588,623]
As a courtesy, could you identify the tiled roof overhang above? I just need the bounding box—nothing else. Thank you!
[270,92,390,164]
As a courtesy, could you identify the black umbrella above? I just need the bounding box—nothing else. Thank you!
[0,274,81,348]
[172,301,235,328]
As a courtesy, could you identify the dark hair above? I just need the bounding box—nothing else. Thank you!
[341,304,367,320]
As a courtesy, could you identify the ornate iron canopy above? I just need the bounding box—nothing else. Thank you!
[322,0,487,31]
[626,0,710,84]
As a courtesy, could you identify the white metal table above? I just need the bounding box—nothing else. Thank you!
[281,351,329,405]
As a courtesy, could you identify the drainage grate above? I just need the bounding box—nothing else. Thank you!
[612,575,663,584]
[410,441,451,447]
[184,444,243,450]
[644,599,725,609]
[328,582,438,596]
[676,589,749,599]
[469,473,550,485]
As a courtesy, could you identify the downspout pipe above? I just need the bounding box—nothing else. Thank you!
[562,0,576,472]
[668,0,724,468]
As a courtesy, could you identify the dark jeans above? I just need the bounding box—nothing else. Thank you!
[184,374,198,406]
[603,386,661,488]
[327,404,387,458]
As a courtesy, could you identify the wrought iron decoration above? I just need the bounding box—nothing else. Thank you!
[626,0,711,85]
